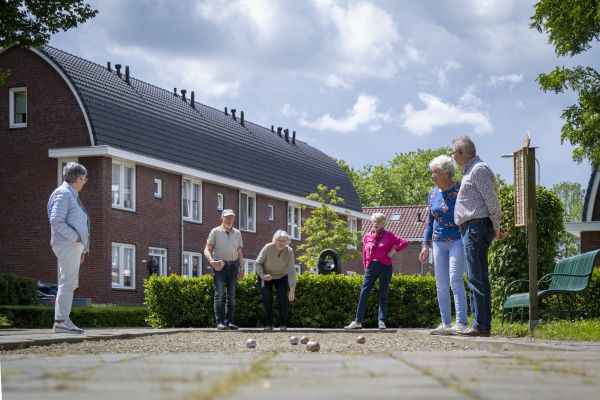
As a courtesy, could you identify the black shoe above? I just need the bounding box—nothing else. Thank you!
[264,325,273,332]
[458,326,491,337]
[227,323,239,330]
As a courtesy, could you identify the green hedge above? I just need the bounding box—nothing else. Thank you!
[0,274,37,305]
[0,305,148,329]
[145,273,439,328]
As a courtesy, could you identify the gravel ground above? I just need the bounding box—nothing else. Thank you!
[2,330,472,355]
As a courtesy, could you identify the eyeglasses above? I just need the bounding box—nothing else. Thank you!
[448,150,460,157]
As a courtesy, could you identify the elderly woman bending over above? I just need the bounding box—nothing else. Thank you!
[346,213,409,330]
[256,230,296,332]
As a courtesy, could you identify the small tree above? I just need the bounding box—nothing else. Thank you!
[296,185,361,270]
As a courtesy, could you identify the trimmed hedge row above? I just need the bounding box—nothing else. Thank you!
[0,274,37,305]
[0,305,148,329]
[145,273,439,328]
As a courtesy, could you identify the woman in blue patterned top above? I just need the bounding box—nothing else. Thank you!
[419,155,468,335]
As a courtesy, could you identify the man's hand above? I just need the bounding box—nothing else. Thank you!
[495,228,508,240]
[80,253,86,264]
[262,274,273,281]
[237,270,244,281]
[418,247,429,264]
[211,260,223,271]
[288,287,295,302]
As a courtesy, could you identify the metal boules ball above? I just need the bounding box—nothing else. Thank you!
[306,341,320,352]
[246,338,256,348]
[356,335,366,344]
[300,336,309,344]
[289,336,299,345]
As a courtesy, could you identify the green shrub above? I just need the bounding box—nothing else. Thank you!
[0,305,148,329]
[0,273,37,305]
[144,273,439,328]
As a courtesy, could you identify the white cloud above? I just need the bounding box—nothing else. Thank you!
[488,73,523,87]
[299,94,389,133]
[322,74,353,89]
[402,92,492,136]
[434,59,461,88]
[280,103,298,118]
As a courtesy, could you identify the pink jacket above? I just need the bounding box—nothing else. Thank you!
[363,229,409,268]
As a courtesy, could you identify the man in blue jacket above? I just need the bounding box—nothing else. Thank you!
[47,162,90,334]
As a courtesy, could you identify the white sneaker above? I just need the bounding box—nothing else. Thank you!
[448,322,468,335]
[53,320,84,334]
[345,321,362,329]
[429,323,451,336]
[378,320,386,330]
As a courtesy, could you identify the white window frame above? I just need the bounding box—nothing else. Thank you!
[347,217,358,249]
[112,160,136,211]
[244,259,257,275]
[295,264,302,276]
[57,158,78,186]
[154,178,163,199]
[268,204,274,221]
[217,193,224,211]
[239,191,256,232]
[112,243,136,289]
[287,203,302,241]
[9,87,27,128]
[182,177,202,223]
[149,247,168,277]
[183,251,203,278]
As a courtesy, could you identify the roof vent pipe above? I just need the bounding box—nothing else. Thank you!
[115,64,122,78]
[181,89,187,102]
[231,109,237,120]
[107,61,111,71]
[224,107,228,115]
[292,130,296,144]
[417,212,422,223]
[284,128,289,142]
[240,111,245,126]
[277,127,282,137]
[190,91,195,108]
[271,125,274,133]
[173,88,178,96]
[125,65,130,84]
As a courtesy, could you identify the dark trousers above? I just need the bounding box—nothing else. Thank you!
[355,261,393,323]
[260,275,289,326]
[461,218,495,331]
[213,262,238,325]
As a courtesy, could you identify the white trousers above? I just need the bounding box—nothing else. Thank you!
[52,242,83,321]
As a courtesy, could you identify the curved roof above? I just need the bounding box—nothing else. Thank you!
[41,46,361,211]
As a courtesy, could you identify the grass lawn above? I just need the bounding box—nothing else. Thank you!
[492,318,600,341]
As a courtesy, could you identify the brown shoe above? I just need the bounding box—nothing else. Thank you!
[458,326,491,337]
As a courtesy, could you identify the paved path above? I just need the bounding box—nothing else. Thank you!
[2,328,599,399]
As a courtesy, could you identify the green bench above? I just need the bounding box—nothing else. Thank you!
[501,249,600,323]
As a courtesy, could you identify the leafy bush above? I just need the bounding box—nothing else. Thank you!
[144,273,439,328]
[0,273,37,305]
[489,184,564,314]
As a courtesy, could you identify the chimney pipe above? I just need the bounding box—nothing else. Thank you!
[284,128,289,142]
[277,127,282,137]
[292,130,296,144]
[107,61,111,71]
[231,109,237,120]
[181,89,187,102]
[224,107,228,115]
[173,88,178,96]
[115,64,122,78]
[240,111,245,126]
[125,65,130,84]
[417,212,422,222]
[190,91,195,108]
[271,125,274,133]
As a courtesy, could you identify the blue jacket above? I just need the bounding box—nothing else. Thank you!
[47,182,90,252]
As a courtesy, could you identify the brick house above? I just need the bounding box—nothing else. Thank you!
[566,169,600,252]
[0,46,367,304]
[344,206,434,276]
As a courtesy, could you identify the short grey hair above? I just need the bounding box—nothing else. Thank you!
[272,230,290,245]
[370,212,386,224]
[63,162,87,183]
[429,155,455,179]
[452,135,476,157]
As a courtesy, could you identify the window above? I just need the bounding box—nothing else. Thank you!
[347,217,358,249]
[268,205,274,221]
[112,161,135,210]
[244,259,256,275]
[9,87,27,128]
[149,247,168,276]
[112,243,135,289]
[182,178,202,222]
[217,193,224,211]
[57,158,78,186]
[183,251,202,278]
[287,204,302,240]
[154,178,162,199]
[390,213,401,221]
[295,264,302,276]
[239,191,256,232]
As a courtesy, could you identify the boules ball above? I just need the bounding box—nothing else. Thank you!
[289,336,299,345]
[245,338,257,348]
[300,336,309,344]
[306,341,320,352]
[356,335,366,344]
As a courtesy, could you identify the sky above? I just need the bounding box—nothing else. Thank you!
[49,0,599,191]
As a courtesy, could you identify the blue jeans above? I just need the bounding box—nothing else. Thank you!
[461,218,495,331]
[213,262,238,325]
[355,261,393,323]
[433,239,467,325]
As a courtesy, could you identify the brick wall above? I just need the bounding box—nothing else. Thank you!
[581,182,600,253]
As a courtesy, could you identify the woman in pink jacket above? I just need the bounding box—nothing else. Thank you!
[345,212,409,329]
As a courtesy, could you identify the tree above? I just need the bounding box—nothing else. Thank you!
[0,0,98,84]
[296,185,361,270]
[531,0,600,168]
[551,181,585,258]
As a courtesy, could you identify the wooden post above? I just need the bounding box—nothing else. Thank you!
[526,147,538,330]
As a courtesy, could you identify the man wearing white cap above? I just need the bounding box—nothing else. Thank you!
[204,209,244,330]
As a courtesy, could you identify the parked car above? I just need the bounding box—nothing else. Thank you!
[37,281,57,306]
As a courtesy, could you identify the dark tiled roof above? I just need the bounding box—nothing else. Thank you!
[362,206,428,241]
[583,169,597,222]
[41,47,361,211]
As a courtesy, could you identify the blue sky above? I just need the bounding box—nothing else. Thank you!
[50,0,599,190]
